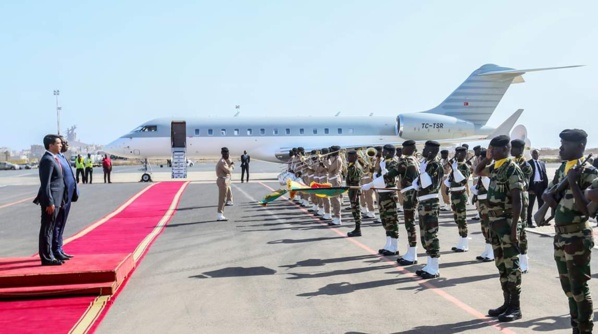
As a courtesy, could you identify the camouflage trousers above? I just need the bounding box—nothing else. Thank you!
[403,189,418,247]
[519,191,529,254]
[348,190,362,229]
[379,192,399,238]
[478,199,491,244]
[450,191,468,237]
[554,227,594,333]
[490,217,522,295]
[418,198,440,258]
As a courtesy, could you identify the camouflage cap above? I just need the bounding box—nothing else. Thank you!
[425,140,440,147]
[402,140,416,147]
[559,129,588,142]
[511,139,525,148]
[489,135,510,147]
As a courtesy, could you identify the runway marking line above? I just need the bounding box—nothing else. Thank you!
[0,196,36,210]
[258,181,516,334]
[70,181,190,334]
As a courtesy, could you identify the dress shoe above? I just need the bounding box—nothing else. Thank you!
[55,254,70,261]
[60,252,74,258]
[41,259,62,266]
[419,271,440,279]
[379,249,398,256]
[347,230,362,237]
[397,258,417,265]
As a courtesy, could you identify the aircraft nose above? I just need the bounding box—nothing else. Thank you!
[104,138,127,157]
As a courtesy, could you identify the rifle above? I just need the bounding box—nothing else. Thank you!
[534,154,593,225]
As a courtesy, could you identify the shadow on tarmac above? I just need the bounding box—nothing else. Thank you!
[280,255,376,269]
[190,266,277,279]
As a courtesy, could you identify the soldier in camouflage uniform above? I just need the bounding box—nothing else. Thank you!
[474,148,494,262]
[397,140,420,265]
[362,144,400,256]
[449,146,472,252]
[414,140,444,279]
[346,151,363,237]
[511,139,533,273]
[543,129,596,334]
[475,135,525,323]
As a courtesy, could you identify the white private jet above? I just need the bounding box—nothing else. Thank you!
[105,64,579,173]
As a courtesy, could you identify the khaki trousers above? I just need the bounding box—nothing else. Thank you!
[217,178,231,213]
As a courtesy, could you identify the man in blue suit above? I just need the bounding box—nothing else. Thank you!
[34,134,67,266]
[53,136,79,261]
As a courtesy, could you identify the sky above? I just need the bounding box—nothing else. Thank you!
[1,1,597,151]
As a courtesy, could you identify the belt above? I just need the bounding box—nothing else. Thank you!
[417,193,438,201]
[218,176,230,180]
[477,194,488,200]
[555,222,590,234]
[378,187,397,193]
[449,186,466,192]
[328,175,339,180]
[400,185,416,193]
[348,183,360,187]
[487,208,511,218]
[306,174,314,177]
[361,176,371,180]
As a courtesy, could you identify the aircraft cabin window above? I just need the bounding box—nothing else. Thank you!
[194,129,200,135]
[208,129,213,136]
[273,129,279,135]
[313,129,317,135]
[337,128,342,134]
[234,129,239,136]
[260,128,265,135]
[324,128,329,134]
[299,128,304,135]
[134,125,158,132]
[247,129,253,135]
[348,128,354,134]
[221,129,226,136]
[285,128,290,135]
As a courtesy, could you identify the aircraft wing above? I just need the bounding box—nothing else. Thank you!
[479,65,583,76]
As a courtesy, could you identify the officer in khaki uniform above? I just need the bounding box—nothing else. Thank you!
[543,129,596,334]
[475,135,525,323]
[216,147,234,221]
[325,146,343,225]
[439,149,452,211]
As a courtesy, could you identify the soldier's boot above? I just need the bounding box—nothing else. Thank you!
[397,246,418,265]
[488,292,510,317]
[577,320,592,333]
[419,257,440,279]
[519,254,529,273]
[347,229,362,237]
[316,207,324,216]
[416,256,431,276]
[452,237,469,252]
[360,206,368,217]
[483,243,495,262]
[498,293,522,322]
[381,238,399,256]
[378,237,391,254]
[476,243,489,261]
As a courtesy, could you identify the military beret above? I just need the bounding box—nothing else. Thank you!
[375,146,382,151]
[298,147,305,152]
[310,149,317,154]
[383,144,396,151]
[511,139,525,148]
[440,149,449,154]
[473,145,481,150]
[455,147,466,152]
[461,144,469,149]
[330,145,341,152]
[321,147,329,154]
[560,129,588,142]
[347,150,357,155]
[489,135,510,147]
[425,140,440,147]
[479,149,487,156]
[402,140,415,147]
[221,147,229,153]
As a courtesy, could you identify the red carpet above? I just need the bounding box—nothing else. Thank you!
[0,181,187,334]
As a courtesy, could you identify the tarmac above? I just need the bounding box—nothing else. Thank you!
[1,161,597,333]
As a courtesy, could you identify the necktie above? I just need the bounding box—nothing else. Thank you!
[55,156,63,174]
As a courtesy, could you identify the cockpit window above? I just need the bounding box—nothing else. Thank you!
[133,125,158,132]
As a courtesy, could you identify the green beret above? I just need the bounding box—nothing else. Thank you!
[425,140,440,147]
[402,140,416,147]
[511,139,525,148]
[489,135,510,147]
[559,129,588,142]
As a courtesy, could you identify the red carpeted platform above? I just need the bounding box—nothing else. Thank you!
[0,254,134,299]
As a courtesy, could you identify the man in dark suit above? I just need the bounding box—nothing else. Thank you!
[240,150,250,183]
[53,137,79,261]
[527,149,549,227]
[34,134,67,266]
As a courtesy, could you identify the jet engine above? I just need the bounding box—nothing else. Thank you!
[396,113,476,141]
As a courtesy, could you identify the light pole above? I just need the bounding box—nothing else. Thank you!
[53,90,61,135]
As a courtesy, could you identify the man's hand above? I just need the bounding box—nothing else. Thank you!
[567,165,582,186]
[45,205,55,215]
[542,190,557,207]
[419,160,427,173]
[486,146,493,160]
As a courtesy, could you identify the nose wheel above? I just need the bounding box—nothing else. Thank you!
[140,173,152,182]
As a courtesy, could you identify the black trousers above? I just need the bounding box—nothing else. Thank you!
[104,169,111,183]
[85,167,93,184]
[241,166,249,182]
[527,182,546,225]
[39,207,59,262]
[76,168,85,183]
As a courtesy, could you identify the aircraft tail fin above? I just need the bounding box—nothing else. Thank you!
[424,64,582,126]
[485,109,524,139]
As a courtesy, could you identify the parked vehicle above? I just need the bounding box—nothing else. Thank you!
[0,162,20,170]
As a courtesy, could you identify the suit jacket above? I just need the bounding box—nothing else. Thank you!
[58,153,79,203]
[528,158,549,189]
[35,152,67,208]
[241,154,250,167]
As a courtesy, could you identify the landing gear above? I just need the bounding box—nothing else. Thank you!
[139,159,153,182]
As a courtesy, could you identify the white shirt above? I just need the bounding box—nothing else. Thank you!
[533,159,542,182]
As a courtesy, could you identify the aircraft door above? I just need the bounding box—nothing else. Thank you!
[171,121,187,148]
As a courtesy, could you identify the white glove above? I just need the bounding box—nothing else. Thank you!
[381,168,388,176]
[451,160,458,171]
[380,160,386,172]
[372,176,386,189]
[481,176,491,190]
[470,185,479,195]
[412,177,420,190]
[419,160,428,173]
[420,172,432,189]
[453,169,466,183]
[443,177,451,188]
[361,182,373,191]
